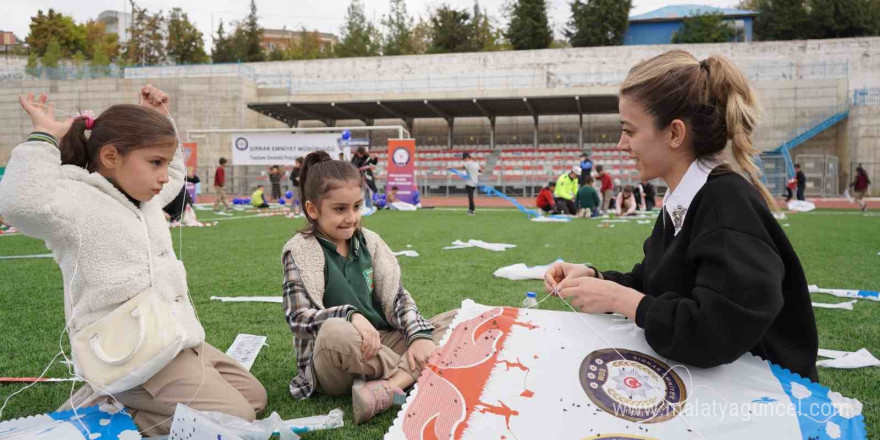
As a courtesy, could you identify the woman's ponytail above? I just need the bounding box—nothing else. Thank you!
[704,55,778,211]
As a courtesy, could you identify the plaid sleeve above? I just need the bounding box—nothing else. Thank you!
[391,281,435,345]
[282,251,356,340]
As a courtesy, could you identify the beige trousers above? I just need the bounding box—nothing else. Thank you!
[313,310,457,396]
[601,189,613,212]
[115,343,267,436]
[213,185,230,211]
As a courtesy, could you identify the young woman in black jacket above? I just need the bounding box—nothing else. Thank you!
[544,50,819,381]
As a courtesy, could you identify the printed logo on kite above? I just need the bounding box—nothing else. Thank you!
[579,348,687,424]
[234,137,249,151]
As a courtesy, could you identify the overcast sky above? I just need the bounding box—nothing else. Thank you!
[3,0,741,51]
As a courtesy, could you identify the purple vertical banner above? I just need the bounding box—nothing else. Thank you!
[386,139,417,203]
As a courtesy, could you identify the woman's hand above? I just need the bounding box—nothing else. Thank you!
[406,338,437,372]
[139,84,170,115]
[544,262,599,295]
[18,93,73,141]
[556,277,644,320]
[351,313,381,361]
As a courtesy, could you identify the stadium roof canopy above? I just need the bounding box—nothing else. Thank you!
[247,94,619,148]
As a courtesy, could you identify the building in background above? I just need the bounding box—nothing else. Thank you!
[0,32,16,45]
[624,4,757,45]
[261,28,338,54]
[97,10,132,44]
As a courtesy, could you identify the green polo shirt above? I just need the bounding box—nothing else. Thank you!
[317,231,390,331]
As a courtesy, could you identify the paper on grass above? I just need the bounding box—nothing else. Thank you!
[225,334,268,371]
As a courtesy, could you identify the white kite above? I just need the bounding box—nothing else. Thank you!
[386,299,867,440]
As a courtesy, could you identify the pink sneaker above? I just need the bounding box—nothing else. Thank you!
[351,379,404,425]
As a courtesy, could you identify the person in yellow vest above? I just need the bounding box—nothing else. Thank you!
[553,166,581,215]
[251,184,269,208]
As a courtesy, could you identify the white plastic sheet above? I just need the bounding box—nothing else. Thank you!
[817,349,880,369]
[168,404,343,440]
[443,240,516,252]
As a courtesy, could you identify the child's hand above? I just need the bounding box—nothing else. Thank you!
[351,313,381,361]
[406,338,437,372]
[139,84,170,115]
[18,93,73,141]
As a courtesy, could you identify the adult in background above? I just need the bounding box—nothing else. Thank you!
[554,166,580,215]
[352,147,378,209]
[461,153,483,215]
[579,153,594,186]
[795,163,806,201]
[850,164,871,212]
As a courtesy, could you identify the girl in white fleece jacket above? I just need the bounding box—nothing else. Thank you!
[0,88,266,436]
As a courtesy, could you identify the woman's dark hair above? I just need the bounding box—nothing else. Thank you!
[59,104,175,172]
[298,150,363,236]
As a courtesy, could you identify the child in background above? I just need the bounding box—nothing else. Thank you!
[386,186,399,205]
[614,185,638,216]
[536,181,556,213]
[596,165,614,214]
[269,165,283,201]
[213,157,231,214]
[251,184,269,208]
[281,151,455,424]
[576,176,601,218]
[0,87,265,435]
[290,157,304,215]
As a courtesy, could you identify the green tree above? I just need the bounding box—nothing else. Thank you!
[26,9,86,57]
[41,39,62,68]
[124,1,167,65]
[26,52,39,69]
[506,0,552,50]
[809,0,877,39]
[565,0,632,47]
[167,8,209,64]
[238,0,265,62]
[411,17,433,54]
[472,1,508,51]
[429,5,476,53]
[671,12,736,43]
[753,0,811,41]
[91,42,111,66]
[335,0,382,57]
[382,0,416,56]
[84,20,119,61]
[212,21,236,62]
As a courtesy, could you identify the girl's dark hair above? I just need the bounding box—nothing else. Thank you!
[59,104,175,172]
[298,150,363,236]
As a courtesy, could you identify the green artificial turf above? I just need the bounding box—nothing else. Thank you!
[0,207,877,438]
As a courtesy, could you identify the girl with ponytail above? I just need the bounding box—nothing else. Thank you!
[280,150,455,424]
[0,87,266,435]
[544,50,819,381]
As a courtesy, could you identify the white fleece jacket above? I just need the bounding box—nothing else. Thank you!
[0,138,205,349]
